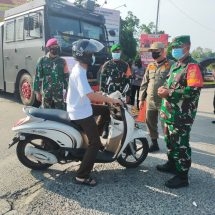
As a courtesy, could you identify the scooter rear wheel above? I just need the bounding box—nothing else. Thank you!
[117,138,149,168]
[16,135,59,170]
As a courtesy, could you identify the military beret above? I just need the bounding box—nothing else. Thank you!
[46,38,58,48]
[111,44,121,52]
[171,35,191,47]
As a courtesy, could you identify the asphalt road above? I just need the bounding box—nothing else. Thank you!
[0,89,215,215]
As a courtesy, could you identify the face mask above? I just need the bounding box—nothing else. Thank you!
[112,52,121,60]
[152,51,161,60]
[91,55,95,65]
[172,48,185,60]
[50,47,60,56]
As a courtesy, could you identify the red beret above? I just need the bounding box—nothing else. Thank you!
[46,38,58,48]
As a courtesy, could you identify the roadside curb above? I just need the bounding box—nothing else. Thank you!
[203,84,215,89]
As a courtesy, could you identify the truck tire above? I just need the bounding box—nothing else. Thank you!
[18,73,38,106]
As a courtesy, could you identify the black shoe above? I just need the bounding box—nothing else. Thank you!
[156,161,176,174]
[149,139,159,152]
[149,144,159,152]
[165,174,189,189]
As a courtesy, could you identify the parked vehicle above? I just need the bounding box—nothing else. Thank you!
[0,0,110,106]
[9,92,149,170]
[203,71,215,82]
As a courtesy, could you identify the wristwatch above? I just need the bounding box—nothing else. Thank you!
[168,89,174,97]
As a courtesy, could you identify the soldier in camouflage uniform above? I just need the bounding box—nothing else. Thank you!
[99,44,132,99]
[156,35,204,188]
[33,38,68,110]
[139,42,174,152]
[99,44,132,138]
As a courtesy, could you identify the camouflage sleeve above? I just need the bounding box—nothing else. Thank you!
[63,60,69,90]
[167,63,202,102]
[99,62,109,92]
[167,86,201,102]
[33,57,43,92]
[138,67,149,101]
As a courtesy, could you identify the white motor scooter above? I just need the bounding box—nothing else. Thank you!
[9,92,149,170]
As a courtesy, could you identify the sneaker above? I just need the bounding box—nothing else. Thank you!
[165,175,189,189]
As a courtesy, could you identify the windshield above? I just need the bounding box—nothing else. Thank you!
[48,15,105,54]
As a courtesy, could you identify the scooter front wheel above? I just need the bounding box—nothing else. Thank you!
[117,138,149,168]
[16,135,59,170]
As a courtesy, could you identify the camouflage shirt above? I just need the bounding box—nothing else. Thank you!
[99,59,132,96]
[33,53,68,99]
[160,55,203,125]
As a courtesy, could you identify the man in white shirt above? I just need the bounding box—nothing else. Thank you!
[67,39,121,186]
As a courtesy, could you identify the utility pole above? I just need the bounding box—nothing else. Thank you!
[155,0,160,34]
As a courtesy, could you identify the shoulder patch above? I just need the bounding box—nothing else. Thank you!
[187,64,203,87]
[148,64,156,71]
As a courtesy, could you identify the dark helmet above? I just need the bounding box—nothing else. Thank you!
[72,39,104,65]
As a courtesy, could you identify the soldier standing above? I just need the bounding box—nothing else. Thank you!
[157,35,203,188]
[99,44,132,138]
[33,38,68,110]
[139,42,174,152]
[99,44,132,100]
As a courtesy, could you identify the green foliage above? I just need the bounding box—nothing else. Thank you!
[73,0,100,7]
[139,22,165,34]
[192,47,215,70]
[120,11,140,61]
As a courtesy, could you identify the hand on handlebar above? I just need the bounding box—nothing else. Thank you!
[108,98,123,106]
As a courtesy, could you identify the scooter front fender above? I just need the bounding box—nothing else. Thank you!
[116,128,148,157]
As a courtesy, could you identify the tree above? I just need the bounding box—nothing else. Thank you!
[192,47,215,71]
[73,0,100,7]
[139,22,165,34]
[120,11,140,61]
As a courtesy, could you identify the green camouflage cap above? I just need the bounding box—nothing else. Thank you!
[111,44,121,52]
[171,35,191,47]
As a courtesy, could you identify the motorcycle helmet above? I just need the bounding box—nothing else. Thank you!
[72,39,104,65]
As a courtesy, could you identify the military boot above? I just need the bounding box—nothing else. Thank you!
[156,160,176,174]
[165,172,189,189]
[149,139,159,152]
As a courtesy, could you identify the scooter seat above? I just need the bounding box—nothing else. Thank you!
[28,107,81,130]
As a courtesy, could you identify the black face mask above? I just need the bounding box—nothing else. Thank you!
[50,47,60,56]
[152,51,161,59]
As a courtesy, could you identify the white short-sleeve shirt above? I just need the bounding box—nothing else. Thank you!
[66,63,93,120]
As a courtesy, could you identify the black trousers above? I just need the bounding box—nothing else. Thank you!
[71,104,110,179]
[130,85,140,109]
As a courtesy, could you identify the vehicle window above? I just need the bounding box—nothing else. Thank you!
[49,16,80,51]
[5,20,15,42]
[49,16,80,37]
[81,22,104,41]
[16,17,24,41]
[24,13,41,39]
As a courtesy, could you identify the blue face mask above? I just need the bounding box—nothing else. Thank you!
[172,48,185,60]
[112,52,121,60]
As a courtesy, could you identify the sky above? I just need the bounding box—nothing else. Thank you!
[71,0,215,52]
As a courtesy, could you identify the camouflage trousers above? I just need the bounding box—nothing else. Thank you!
[164,123,192,173]
[42,96,65,110]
